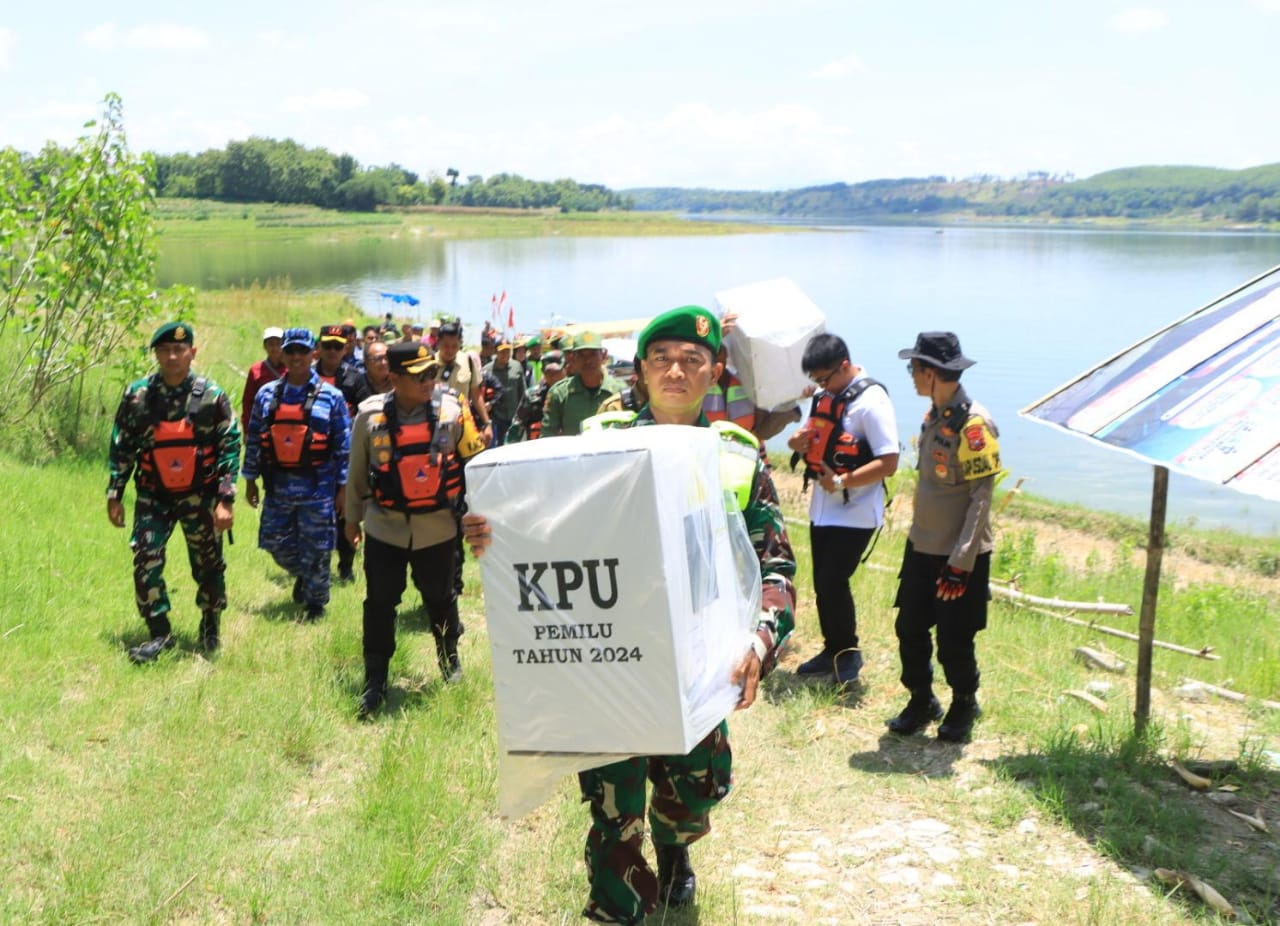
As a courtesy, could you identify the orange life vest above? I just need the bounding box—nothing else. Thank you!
[140,377,217,494]
[262,381,331,470]
[793,378,885,490]
[369,397,463,513]
[702,371,755,431]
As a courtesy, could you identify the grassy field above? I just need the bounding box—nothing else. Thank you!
[5,289,1280,924]
[155,199,797,243]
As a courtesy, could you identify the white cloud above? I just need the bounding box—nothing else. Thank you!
[1107,8,1169,33]
[280,88,370,114]
[809,53,866,79]
[80,22,207,51]
[0,27,14,70]
[80,22,119,48]
[443,103,862,188]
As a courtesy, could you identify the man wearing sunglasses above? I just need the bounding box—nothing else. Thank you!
[242,327,351,620]
[788,333,899,686]
[888,331,1002,743]
[346,342,468,718]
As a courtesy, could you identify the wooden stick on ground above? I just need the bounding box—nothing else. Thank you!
[1023,604,1219,660]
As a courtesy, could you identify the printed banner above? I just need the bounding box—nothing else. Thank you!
[1021,264,1280,503]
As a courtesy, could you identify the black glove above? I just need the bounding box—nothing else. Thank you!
[936,565,969,602]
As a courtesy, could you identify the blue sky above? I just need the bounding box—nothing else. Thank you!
[2,1,1277,190]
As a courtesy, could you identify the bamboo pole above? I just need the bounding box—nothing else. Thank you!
[1135,465,1169,734]
[867,562,1133,616]
[1179,678,1280,712]
[1021,603,1217,659]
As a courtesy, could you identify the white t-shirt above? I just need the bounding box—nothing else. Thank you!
[807,374,899,529]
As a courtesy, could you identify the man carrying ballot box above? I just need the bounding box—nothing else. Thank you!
[463,305,796,925]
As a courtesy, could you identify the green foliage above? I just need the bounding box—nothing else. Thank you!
[626,164,1280,225]
[0,94,189,456]
[152,138,631,213]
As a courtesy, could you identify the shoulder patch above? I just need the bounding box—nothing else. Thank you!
[956,417,1002,481]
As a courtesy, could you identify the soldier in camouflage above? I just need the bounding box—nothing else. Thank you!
[107,321,240,662]
[464,306,796,925]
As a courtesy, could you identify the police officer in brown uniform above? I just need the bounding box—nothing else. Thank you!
[346,342,467,718]
[888,332,1002,742]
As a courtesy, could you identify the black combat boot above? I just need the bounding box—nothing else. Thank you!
[936,693,981,742]
[886,689,944,735]
[128,616,174,664]
[435,635,462,684]
[357,658,389,720]
[655,843,696,907]
[292,575,304,604]
[198,610,220,652]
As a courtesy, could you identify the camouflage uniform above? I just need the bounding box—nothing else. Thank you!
[241,371,351,608]
[107,372,241,633]
[579,407,796,925]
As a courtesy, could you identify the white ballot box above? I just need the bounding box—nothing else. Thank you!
[715,277,827,411]
[467,426,752,757]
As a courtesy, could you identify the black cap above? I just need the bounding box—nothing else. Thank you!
[387,342,441,376]
[898,331,975,371]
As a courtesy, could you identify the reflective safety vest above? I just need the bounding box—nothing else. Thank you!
[710,419,760,512]
[140,377,217,494]
[262,381,330,471]
[793,378,885,489]
[368,397,463,513]
[702,372,755,431]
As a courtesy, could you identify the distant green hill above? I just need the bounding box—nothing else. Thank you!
[624,164,1280,224]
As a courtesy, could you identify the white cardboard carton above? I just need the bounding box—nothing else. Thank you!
[466,427,751,758]
[715,277,827,411]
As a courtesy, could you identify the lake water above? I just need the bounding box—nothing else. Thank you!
[159,223,1280,536]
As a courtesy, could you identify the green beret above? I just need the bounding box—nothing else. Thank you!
[150,321,195,348]
[524,335,541,349]
[637,305,720,358]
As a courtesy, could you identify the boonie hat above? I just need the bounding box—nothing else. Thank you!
[151,321,195,348]
[320,324,347,344]
[898,331,976,371]
[263,326,284,341]
[387,342,441,376]
[282,327,316,350]
[637,305,721,358]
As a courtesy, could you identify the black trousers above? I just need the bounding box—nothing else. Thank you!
[335,515,355,573]
[808,524,875,653]
[893,542,991,695]
[361,534,459,661]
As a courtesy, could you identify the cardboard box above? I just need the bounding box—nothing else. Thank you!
[715,277,827,411]
[466,426,752,757]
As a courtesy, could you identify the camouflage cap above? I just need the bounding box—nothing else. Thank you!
[637,305,721,358]
[281,327,316,350]
[572,330,603,352]
[150,321,195,348]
